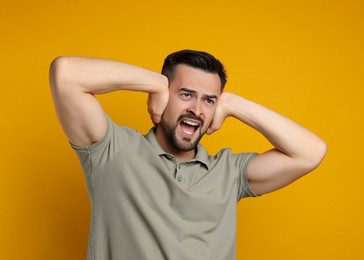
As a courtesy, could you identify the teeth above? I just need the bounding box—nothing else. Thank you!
[183,120,199,126]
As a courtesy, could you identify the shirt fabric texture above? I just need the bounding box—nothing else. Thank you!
[72,114,258,260]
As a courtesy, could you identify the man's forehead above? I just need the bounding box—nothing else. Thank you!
[171,65,221,95]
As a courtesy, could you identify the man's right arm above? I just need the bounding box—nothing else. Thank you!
[49,56,169,147]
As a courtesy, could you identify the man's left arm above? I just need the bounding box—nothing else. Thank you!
[207,92,328,195]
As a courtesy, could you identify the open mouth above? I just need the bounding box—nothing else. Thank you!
[180,119,201,135]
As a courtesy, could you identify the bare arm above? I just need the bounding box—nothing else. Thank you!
[208,92,327,195]
[49,56,169,146]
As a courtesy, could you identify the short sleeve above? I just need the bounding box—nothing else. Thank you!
[71,113,138,177]
[234,152,260,201]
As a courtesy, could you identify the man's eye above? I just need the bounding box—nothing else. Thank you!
[206,99,215,104]
[181,93,191,98]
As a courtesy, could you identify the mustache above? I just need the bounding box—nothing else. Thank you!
[177,114,204,126]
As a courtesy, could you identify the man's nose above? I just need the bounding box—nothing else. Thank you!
[187,101,203,117]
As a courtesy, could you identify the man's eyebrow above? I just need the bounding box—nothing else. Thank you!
[180,88,217,99]
[204,94,218,100]
[180,88,196,93]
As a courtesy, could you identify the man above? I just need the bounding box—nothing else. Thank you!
[49,50,327,260]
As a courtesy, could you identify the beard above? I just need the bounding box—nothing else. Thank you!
[160,114,205,152]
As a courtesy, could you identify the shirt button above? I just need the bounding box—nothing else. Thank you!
[177,164,182,169]
[177,175,183,182]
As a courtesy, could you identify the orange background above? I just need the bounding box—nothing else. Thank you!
[1,0,363,259]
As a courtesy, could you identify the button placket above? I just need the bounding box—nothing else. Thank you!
[175,163,183,182]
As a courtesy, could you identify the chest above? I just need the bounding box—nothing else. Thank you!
[92,144,238,223]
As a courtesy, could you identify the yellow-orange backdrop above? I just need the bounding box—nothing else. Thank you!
[1,0,363,259]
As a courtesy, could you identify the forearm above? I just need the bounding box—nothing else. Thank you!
[50,56,168,95]
[222,93,327,167]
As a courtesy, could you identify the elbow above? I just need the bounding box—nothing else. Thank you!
[305,139,328,172]
[49,56,73,91]
[315,139,328,165]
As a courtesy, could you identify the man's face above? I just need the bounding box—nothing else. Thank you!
[159,64,221,152]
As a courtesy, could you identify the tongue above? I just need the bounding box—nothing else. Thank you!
[180,122,195,135]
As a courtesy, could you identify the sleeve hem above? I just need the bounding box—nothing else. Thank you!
[240,153,261,199]
[70,113,112,153]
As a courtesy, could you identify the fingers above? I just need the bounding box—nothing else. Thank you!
[206,117,225,135]
[206,104,227,135]
[147,96,161,124]
[147,91,169,125]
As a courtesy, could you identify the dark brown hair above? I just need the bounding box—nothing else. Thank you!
[162,49,227,91]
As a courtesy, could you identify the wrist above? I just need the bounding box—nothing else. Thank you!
[151,74,169,94]
[219,92,239,118]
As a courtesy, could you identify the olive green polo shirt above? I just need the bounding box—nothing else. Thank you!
[72,114,258,260]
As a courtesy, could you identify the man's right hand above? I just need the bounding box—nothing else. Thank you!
[147,85,169,125]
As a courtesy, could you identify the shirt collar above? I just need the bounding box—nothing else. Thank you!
[145,128,209,169]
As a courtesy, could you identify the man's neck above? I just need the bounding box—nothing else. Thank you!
[154,126,196,162]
